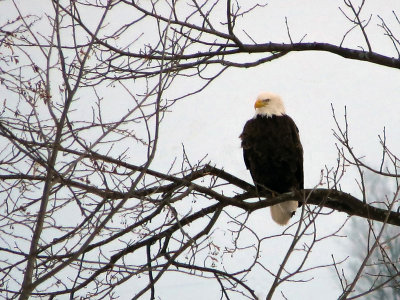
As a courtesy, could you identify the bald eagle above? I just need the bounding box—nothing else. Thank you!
[240,92,303,225]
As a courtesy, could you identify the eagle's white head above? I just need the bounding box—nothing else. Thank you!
[254,92,286,117]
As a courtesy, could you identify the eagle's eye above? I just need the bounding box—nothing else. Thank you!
[263,99,270,103]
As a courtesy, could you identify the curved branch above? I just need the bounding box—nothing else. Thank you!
[237,189,400,226]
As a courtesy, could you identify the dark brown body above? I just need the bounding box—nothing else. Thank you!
[240,114,303,195]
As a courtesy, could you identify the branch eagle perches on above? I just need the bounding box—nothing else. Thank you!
[139,163,400,226]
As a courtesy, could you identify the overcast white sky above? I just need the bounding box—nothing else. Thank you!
[2,0,400,299]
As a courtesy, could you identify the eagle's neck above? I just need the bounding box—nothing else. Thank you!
[254,111,286,118]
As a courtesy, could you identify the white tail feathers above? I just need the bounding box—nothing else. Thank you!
[270,200,298,225]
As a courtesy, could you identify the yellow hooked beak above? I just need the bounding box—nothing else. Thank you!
[254,99,266,109]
